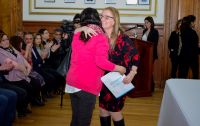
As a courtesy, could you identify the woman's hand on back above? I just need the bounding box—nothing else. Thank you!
[75,26,97,38]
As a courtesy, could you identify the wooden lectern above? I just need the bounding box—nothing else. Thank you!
[128,38,154,97]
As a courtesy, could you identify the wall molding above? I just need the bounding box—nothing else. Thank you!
[29,0,157,16]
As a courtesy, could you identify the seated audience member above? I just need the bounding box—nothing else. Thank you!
[0,88,17,126]
[46,28,67,70]
[0,61,28,117]
[0,59,17,125]
[16,30,24,40]
[10,34,45,106]
[0,31,40,113]
[38,29,66,93]
[32,33,65,97]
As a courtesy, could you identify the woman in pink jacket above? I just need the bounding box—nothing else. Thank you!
[66,8,126,126]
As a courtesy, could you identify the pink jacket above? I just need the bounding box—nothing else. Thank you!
[66,31,115,95]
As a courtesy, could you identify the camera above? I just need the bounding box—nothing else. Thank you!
[61,20,74,34]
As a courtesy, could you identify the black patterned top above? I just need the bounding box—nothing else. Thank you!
[109,34,139,75]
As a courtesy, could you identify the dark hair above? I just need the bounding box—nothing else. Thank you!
[0,30,6,41]
[0,30,12,48]
[187,15,196,22]
[181,15,196,30]
[38,28,47,35]
[54,28,63,34]
[10,36,23,52]
[24,32,33,37]
[73,13,80,23]
[80,7,102,42]
[144,16,155,29]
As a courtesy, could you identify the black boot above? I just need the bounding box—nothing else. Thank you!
[32,96,45,106]
[113,119,125,126]
[100,116,111,126]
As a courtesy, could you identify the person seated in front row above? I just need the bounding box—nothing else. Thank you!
[0,62,17,125]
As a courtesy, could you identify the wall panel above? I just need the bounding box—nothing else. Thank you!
[0,0,22,36]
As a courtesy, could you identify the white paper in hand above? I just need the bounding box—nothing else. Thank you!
[101,72,134,98]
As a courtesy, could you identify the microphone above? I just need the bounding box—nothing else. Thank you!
[136,24,144,29]
[125,25,137,32]
[125,24,144,32]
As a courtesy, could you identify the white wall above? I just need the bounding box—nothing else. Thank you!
[23,0,164,23]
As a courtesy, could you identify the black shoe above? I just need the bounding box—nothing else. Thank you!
[18,112,26,117]
[32,98,45,106]
[42,95,47,102]
[43,92,53,99]
[26,108,32,114]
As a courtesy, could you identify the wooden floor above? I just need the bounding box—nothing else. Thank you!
[13,89,163,126]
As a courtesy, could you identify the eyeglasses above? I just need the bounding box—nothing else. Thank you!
[99,14,114,20]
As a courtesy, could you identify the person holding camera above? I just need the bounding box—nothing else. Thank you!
[73,14,81,29]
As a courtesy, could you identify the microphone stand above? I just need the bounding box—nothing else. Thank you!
[125,24,144,38]
[125,25,137,32]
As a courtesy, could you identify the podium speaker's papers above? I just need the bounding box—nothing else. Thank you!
[101,72,134,98]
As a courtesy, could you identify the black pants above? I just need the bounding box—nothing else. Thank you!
[0,83,27,114]
[170,56,179,78]
[36,68,65,94]
[69,90,96,126]
[178,58,199,79]
[9,80,33,111]
[0,88,17,126]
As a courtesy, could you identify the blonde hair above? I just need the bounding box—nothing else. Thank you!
[103,7,124,49]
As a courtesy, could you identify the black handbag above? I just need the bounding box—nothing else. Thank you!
[56,47,72,77]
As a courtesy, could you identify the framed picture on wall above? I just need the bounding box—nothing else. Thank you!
[44,0,55,3]
[138,0,150,5]
[84,0,95,4]
[126,0,138,5]
[64,0,76,3]
[105,0,117,4]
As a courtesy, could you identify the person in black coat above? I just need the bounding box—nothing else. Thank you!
[178,15,200,79]
[168,19,182,78]
[142,16,159,61]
